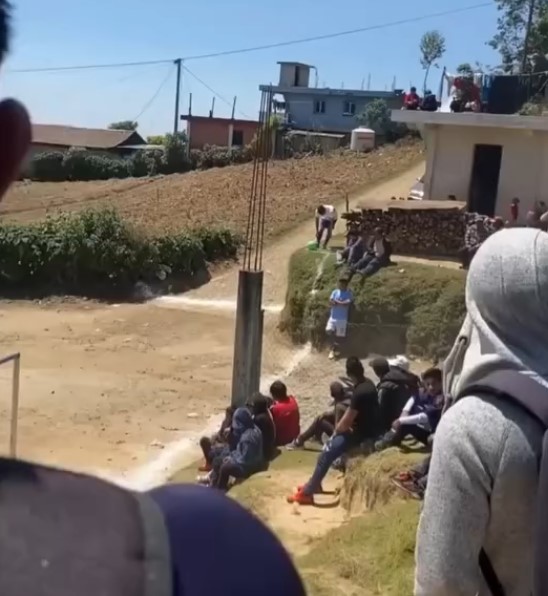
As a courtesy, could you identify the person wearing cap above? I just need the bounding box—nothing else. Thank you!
[287,381,352,449]
[370,357,417,434]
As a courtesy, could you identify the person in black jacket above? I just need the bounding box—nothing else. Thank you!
[350,228,392,278]
[370,357,415,433]
[250,394,276,462]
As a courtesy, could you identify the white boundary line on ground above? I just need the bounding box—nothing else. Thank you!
[153,295,283,314]
[310,252,332,296]
[114,342,312,491]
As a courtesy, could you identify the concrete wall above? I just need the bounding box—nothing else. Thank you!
[284,92,403,133]
[424,124,548,221]
[187,119,259,149]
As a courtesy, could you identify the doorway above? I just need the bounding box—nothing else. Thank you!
[468,144,503,216]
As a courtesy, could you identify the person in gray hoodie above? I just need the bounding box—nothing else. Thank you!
[415,227,548,595]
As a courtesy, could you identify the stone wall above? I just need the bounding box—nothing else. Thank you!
[343,206,465,258]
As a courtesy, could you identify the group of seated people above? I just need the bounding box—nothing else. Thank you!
[197,381,301,490]
[197,355,444,500]
[402,86,439,112]
[286,356,444,505]
[336,226,392,279]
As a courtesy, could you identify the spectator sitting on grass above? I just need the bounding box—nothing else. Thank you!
[269,381,301,447]
[370,357,416,434]
[209,407,263,491]
[287,357,380,505]
[287,381,352,450]
[349,228,391,279]
[326,277,353,360]
[336,230,366,268]
[375,367,444,451]
[250,393,276,462]
[198,406,236,473]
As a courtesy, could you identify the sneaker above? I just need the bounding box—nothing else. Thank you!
[196,473,211,486]
[297,484,324,494]
[390,477,424,500]
[286,439,303,451]
[328,350,336,360]
[287,489,314,505]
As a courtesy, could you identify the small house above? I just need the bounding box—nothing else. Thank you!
[392,110,548,220]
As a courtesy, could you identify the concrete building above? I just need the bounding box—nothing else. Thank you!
[181,115,259,150]
[392,109,548,220]
[260,62,404,134]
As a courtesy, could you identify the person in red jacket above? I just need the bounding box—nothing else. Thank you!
[269,380,300,446]
[403,86,420,110]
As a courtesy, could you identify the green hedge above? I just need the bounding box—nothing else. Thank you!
[280,249,466,360]
[0,208,240,294]
[29,143,255,182]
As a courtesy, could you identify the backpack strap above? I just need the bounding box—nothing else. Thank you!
[133,492,173,596]
[459,370,548,596]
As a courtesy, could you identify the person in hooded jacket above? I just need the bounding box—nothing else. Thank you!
[370,357,416,433]
[211,408,264,491]
[415,227,548,596]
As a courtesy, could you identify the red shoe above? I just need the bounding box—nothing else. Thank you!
[198,462,212,472]
[287,489,314,505]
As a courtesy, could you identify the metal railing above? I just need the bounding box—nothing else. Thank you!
[0,352,20,457]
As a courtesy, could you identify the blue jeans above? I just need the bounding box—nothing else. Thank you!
[303,432,357,495]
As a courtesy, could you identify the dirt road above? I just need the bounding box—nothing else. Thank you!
[0,163,426,481]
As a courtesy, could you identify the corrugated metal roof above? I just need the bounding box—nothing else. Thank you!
[31,124,146,149]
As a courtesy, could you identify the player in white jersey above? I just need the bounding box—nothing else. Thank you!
[315,204,338,249]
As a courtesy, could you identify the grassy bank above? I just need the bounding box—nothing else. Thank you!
[280,249,466,360]
[171,448,423,595]
[0,208,240,299]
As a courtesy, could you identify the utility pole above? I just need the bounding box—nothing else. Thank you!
[173,58,182,135]
[521,0,536,74]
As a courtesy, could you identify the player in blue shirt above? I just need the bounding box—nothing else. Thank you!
[326,278,353,360]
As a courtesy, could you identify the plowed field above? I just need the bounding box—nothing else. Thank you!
[1,139,423,238]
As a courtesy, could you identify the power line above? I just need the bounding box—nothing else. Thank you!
[8,58,172,74]
[183,65,252,119]
[8,2,493,74]
[132,64,175,122]
[181,2,493,61]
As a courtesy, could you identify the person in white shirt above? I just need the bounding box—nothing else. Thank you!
[315,204,338,249]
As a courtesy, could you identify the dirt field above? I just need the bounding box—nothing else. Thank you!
[0,160,433,486]
[1,140,423,239]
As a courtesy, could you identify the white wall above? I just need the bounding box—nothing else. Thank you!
[424,124,548,221]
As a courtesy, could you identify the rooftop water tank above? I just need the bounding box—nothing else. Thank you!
[350,127,375,152]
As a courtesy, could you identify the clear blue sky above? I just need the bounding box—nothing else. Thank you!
[1,0,500,137]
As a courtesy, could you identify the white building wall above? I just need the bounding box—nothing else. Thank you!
[426,125,548,221]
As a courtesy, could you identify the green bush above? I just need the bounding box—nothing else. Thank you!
[280,249,466,359]
[0,208,240,294]
[29,142,256,182]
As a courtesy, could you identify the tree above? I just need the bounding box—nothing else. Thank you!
[108,120,138,131]
[147,135,166,145]
[420,30,446,93]
[358,99,393,135]
[489,0,548,73]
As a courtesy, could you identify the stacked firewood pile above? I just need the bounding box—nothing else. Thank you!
[342,206,466,257]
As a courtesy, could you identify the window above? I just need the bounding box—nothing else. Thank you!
[313,100,326,114]
[232,130,244,147]
[343,101,356,116]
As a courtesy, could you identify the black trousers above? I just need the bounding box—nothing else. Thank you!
[299,412,335,444]
[386,424,431,447]
[214,460,247,491]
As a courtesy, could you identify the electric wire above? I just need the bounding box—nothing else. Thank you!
[8,3,493,73]
[182,64,252,119]
[131,64,175,122]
